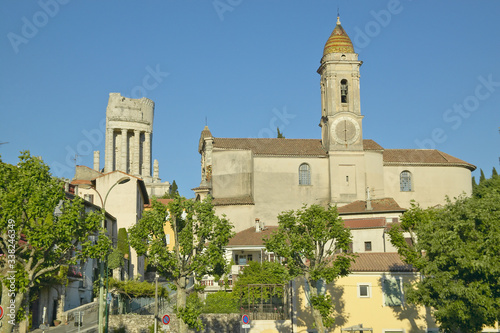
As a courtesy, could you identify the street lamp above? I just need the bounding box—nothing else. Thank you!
[82,176,130,333]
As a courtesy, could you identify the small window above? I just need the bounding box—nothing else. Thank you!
[364,241,372,252]
[340,79,348,103]
[299,163,311,185]
[400,171,412,192]
[358,283,371,298]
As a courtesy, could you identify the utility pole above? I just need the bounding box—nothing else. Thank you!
[154,272,159,333]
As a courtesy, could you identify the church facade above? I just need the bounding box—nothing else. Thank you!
[194,17,475,233]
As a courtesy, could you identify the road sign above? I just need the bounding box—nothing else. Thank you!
[162,314,170,325]
[0,305,3,320]
[242,324,250,328]
[107,293,112,304]
[242,314,250,324]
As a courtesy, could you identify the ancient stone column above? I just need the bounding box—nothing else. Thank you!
[143,131,151,177]
[105,128,114,172]
[133,130,140,175]
[121,129,128,173]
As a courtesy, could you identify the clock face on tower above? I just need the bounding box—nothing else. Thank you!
[332,116,360,145]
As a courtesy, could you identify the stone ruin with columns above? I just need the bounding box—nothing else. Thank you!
[88,92,170,198]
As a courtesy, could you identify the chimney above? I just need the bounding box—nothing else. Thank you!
[93,151,100,171]
[255,218,260,232]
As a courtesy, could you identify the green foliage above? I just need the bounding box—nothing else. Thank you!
[177,292,204,330]
[310,294,335,328]
[0,152,109,328]
[161,180,179,199]
[277,127,285,138]
[265,204,355,331]
[107,277,169,298]
[202,291,239,314]
[492,167,498,177]
[479,168,486,183]
[108,248,124,270]
[128,196,234,331]
[388,190,500,333]
[473,169,500,199]
[117,228,130,258]
[233,261,289,305]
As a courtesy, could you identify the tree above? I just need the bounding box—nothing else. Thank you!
[277,127,285,138]
[170,180,179,196]
[161,180,179,199]
[128,196,234,333]
[388,194,500,332]
[492,167,498,177]
[265,204,355,332]
[479,168,486,183]
[233,261,290,315]
[0,152,109,333]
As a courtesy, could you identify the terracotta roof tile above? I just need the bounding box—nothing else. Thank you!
[343,217,386,229]
[383,149,476,170]
[213,138,327,156]
[211,138,383,156]
[227,226,279,247]
[144,198,174,208]
[212,196,255,206]
[351,252,415,272]
[363,139,384,150]
[338,198,405,214]
[70,179,93,186]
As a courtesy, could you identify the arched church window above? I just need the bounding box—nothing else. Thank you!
[340,79,348,103]
[400,171,412,192]
[299,163,311,185]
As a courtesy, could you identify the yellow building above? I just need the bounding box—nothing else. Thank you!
[293,253,437,333]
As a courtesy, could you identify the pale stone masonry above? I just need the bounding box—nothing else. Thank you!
[100,92,170,197]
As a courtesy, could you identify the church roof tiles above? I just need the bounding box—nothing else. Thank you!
[338,198,405,214]
[383,149,476,170]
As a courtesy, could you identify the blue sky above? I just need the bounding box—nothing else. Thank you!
[1,1,499,197]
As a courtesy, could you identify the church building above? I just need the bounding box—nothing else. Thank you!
[194,16,475,233]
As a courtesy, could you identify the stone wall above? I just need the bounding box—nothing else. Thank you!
[108,313,291,333]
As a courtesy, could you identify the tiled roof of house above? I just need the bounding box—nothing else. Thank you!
[212,196,255,206]
[213,138,327,156]
[211,138,383,156]
[383,149,476,170]
[351,252,415,272]
[227,226,279,247]
[144,198,174,208]
[343,217,387,229]
[338,198,405,214]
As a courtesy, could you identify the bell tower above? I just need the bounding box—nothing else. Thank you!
[318,16,363,151]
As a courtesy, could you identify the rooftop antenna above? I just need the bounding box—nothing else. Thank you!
[72,154,79,167]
